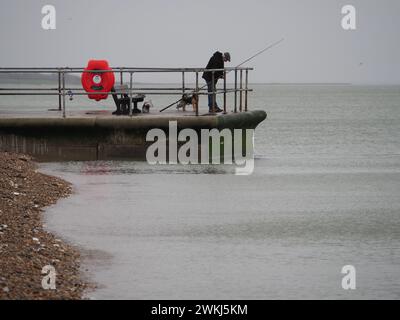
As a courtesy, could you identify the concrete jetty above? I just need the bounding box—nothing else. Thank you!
[0,110,267,161]
[0,66,266,161]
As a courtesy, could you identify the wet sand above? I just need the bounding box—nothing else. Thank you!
[0,152,87,300]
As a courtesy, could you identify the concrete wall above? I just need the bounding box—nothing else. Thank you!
[0,111,266,161]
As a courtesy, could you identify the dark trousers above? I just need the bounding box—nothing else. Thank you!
[206,80,218,109]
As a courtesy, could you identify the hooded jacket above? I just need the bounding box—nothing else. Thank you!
[202,51,224,83]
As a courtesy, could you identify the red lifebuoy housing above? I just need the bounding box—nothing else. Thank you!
[81,60,115,101]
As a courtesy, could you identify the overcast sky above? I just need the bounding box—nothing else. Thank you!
[0,0,399,84]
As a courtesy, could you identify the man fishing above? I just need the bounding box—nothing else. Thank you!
[160,39,283,113]
[202,51,231,113]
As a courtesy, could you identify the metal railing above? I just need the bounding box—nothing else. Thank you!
[0,67,253,117]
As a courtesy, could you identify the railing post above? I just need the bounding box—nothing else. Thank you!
[223,70,227,114]
[239,69,243,112]
[182,71,185,96]
[211,71,215,113]
[234,69,238,113]
[195,71,199,116]
[58,69,62,111]
[62,70,66,118]
[245,69,248,112]
[120,68,123,99]
[129,72,133,116]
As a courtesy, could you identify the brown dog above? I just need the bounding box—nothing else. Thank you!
[177,94,198,113]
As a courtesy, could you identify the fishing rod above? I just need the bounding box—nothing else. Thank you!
[159,38,284,112]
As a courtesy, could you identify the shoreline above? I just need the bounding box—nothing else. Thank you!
[0,152,87,299]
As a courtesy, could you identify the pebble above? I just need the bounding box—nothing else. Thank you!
[0,152,85,299]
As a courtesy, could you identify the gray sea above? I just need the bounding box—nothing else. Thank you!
[29,84,400,299]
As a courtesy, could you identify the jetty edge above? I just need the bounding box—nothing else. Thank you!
[0,110,267,161]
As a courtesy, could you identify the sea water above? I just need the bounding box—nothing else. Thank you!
[35,85,400,299]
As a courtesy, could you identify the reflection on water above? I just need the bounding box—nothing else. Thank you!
[52,161,236,175]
